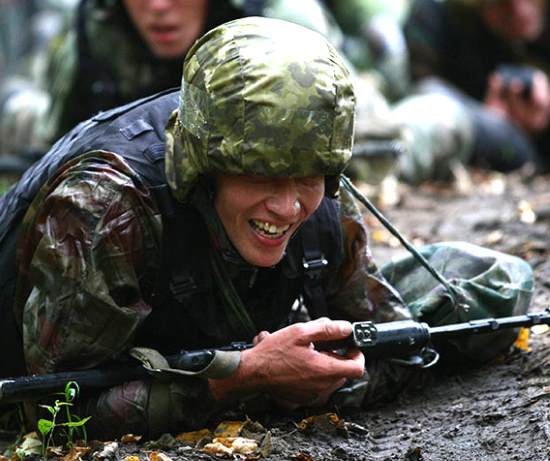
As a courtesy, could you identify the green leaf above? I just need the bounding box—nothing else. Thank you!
[38,419,54,435]
[65,381,80,401]
[39,404,56,416]
[55,401,73,408]
[62,416,92,428]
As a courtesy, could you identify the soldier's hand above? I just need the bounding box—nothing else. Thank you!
[485,70,550,133]
[208,318,365,406]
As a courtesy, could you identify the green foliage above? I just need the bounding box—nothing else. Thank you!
[37,381,91,456]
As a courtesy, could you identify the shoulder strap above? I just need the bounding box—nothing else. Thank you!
[300,197,343,319]
[149,185,211,304]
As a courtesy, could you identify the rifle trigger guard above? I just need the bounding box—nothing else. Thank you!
[419,347,439,369]
[389,347,439,369]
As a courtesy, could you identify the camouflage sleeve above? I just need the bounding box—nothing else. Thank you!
[326,186,410,322]
[15,152,216,437]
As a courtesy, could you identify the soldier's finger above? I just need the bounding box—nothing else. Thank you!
[295,319,353,345]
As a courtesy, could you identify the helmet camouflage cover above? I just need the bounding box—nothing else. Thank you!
[165,17,356,201]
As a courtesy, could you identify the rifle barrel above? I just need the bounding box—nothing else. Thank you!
[429,309,550,340]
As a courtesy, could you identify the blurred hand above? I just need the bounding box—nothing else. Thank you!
[485,70,550,134]
[209,317,365,408]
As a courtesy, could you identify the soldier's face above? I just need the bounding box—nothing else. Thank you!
[122,0,208,58]
[215,175,325,267]
[481,0,546,41]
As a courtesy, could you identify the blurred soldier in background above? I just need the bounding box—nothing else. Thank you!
[323,0,476,186]
[405,0,550,174]
[323,0,411,100]
[0,0,343,159]
[0,0,77,178]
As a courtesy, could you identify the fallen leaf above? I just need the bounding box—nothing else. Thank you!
[291,453,314,461]
[203,437,258,457]
[518,200,536,224]
[120,434,142,444]
[514,327,531,352]
[60,446,91,461]
[258,431,272,458]
[296,413,347,435]
[531,324,550,335]
[175,428,212,446]
[94,441,119,460]
[47,446,64,457]
[371,229,387,243]
[15,432,42,457]
[122,456,140,461]
[202,441,232,457]
[148,451,172,461]
[485,230,503,245]
[213,420,248,438]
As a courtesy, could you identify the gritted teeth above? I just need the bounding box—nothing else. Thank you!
[249,219,291,237]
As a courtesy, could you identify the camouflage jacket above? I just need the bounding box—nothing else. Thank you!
[14,149,408,437]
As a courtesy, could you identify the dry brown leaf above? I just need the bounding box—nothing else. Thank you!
[47,446,64,457]
[120,434,142,444]
[60,446,91,461]
[15,432,42,457]
[291,453,314,461]
[296,413,346,434]
[122,456,140,461]
[203,437,258,457]
[213,420,247,438]
[202,441,232,457]
[175,428,212,445]
[514,327,531,352]
[371,229,388,243]
[0,455,9,461]
[148,451,172,461]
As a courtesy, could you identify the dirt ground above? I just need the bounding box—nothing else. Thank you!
[3,169,549,461]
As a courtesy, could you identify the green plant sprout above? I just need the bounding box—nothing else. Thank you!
[37,381,91,456]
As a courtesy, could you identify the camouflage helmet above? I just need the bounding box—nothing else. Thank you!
[165,16,355,202]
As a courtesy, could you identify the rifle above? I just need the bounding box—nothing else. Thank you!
[347,139,405,185]
[1,309,549,405]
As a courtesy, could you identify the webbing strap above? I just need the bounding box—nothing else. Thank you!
[301,219,329,319]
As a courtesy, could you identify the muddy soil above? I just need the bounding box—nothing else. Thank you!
[4,170,550,461]
[104,170,549,461]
